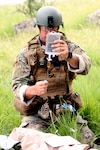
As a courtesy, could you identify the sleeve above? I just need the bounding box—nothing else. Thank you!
[67,41,91,74]
[12,46,35,105]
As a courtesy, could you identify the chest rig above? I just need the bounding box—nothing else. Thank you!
[27,34,76,102]
[14,33,81,117]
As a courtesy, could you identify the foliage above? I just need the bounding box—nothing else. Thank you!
[16,0,55,17]
[46,112,79,140]
[0,5,26,38]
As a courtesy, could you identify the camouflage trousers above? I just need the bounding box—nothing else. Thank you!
[20,114,95,144]
[20,115,48,131]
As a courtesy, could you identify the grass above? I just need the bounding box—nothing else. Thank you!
[0,0,100,145]
[0,5,26,38]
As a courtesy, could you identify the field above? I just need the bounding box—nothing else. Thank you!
[0,0,100,144]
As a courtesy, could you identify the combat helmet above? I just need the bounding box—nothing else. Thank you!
[34,6,64,28]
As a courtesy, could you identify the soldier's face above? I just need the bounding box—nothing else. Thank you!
[39,26,58,44]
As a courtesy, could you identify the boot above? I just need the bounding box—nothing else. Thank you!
[76,114,95,144]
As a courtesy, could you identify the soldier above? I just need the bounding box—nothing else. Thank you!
[12,5,93,143]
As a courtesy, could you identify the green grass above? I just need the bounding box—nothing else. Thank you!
[0,0,100,144]
[0,5,26,38]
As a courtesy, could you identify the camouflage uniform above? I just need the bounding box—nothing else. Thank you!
[12,32,91,130]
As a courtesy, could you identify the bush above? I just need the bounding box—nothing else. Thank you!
[16,0,54,17]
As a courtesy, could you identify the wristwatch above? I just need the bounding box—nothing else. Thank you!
[67,51,73,59]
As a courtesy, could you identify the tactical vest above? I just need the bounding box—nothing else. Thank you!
[27,33,76,100]
[14,32,82,116]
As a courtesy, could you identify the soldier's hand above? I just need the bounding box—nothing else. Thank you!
[51,40,69,60]
[25,80,48,99]
[34,80,48,96]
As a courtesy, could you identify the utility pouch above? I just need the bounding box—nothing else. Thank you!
[55,93,82,116]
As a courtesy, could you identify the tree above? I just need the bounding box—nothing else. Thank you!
[16,0,54,18]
